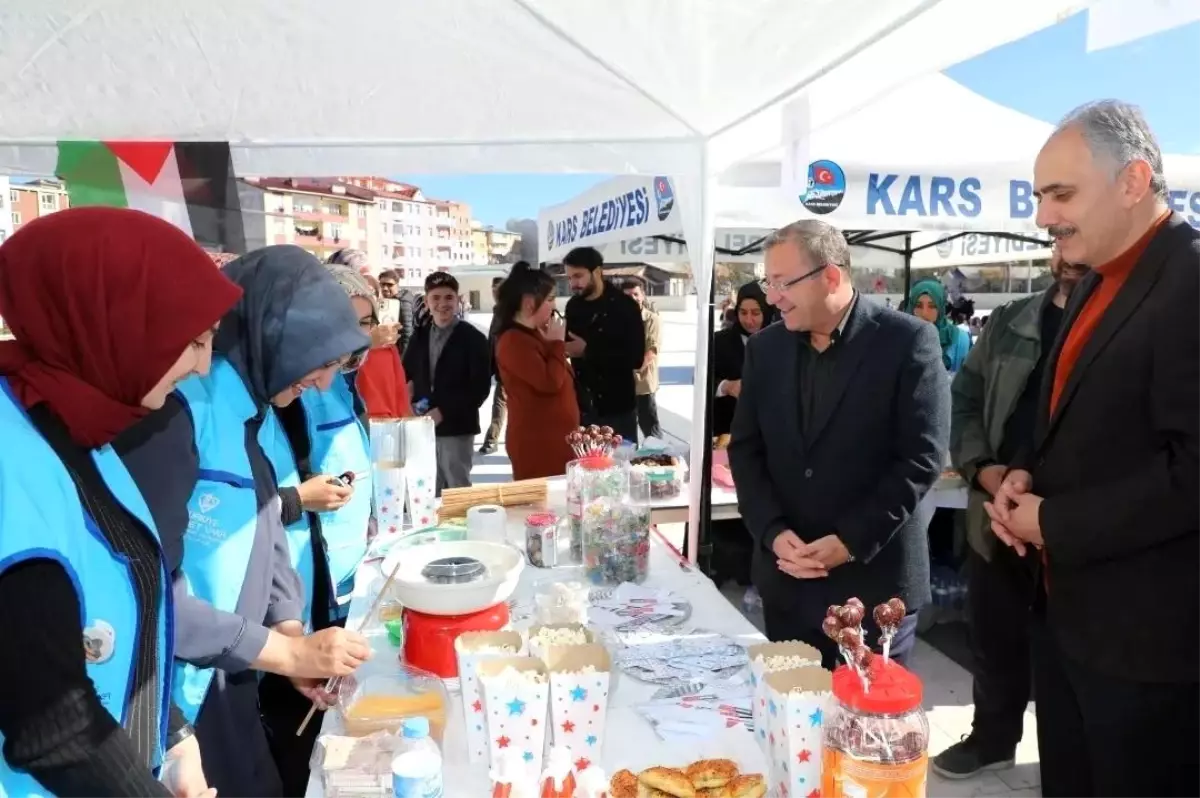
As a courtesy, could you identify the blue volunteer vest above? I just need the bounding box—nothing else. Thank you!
[173,357,296,723]
[278,375,372,624]
[0,379,173,798]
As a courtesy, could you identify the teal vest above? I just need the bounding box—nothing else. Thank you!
[286,376,372,624]
[173,357,295,722]
[0,380,173,798]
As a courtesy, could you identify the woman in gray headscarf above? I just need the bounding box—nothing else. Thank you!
[116,246,374,797]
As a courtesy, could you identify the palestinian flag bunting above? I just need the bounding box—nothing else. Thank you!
[55,141,246,254]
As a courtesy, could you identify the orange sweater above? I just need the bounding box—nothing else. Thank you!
[495,325,580,480]
[355,346,412,419]
[1050,212,1170,415]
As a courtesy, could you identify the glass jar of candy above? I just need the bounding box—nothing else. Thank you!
[822,659,929,798]
[581,470,651,585]
[566,456,627,564]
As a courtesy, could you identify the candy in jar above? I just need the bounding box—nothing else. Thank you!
[581,497,650,585]
[822,658,929,798]
[566,457,628,564]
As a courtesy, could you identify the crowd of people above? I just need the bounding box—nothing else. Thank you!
[0,98,1193,798]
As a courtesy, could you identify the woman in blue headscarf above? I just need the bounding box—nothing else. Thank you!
[116,246,375,797]
[907,278,971,373]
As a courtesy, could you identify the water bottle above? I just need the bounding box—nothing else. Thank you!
[391,717,443,798]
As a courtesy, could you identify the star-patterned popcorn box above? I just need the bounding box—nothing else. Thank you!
[747,641,822,755]
[477,657,551,774]
[526,623,595,666]
[405,469,437,530]
[456,631,525,764]
[763,667,833,798]
[544,644,611,759]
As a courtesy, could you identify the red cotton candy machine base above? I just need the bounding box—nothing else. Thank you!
[402,602,510,678]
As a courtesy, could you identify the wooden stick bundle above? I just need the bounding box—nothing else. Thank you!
[438,478,548,519]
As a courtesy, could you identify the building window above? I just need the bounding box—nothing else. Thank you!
[40,193,58,211]
[330,223,344,242]
[11,212,19,226]
[8,190,16,205]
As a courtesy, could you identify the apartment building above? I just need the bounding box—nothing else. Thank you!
[470,221,522,264]
[0,177,12,245]
[10,178,70,233]
[244,177,379,264]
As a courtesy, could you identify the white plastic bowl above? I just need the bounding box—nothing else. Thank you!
[380,540,525,616]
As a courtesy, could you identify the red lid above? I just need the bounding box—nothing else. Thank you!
[578,455,615,470]
[832,659,923,715]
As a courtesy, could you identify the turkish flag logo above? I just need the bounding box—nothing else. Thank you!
[813,166,835,185]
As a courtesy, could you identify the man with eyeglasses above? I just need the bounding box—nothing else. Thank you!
[377,269,417,353]
[728,220,949,669]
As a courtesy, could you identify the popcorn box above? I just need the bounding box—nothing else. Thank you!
[527,622,595,665]
[456,631,525,763]
[763,667,833,798]
[544,644,612,763]
[478,657,551,772]
[748,641,822,752]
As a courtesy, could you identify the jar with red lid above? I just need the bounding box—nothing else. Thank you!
[821,658,930,798]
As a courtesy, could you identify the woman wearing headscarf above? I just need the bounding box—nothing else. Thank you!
[327,251,412,419]
[0,207,241,797]
[907,278,972,373]
[711,282,773,437]
[255,257,389,794]
[493,262,579,479]
[115,246,374,797]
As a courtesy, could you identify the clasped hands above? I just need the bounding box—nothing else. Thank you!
[772,530,850,579]
[981,467,1044,555]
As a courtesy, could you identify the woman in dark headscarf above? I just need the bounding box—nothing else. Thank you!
[0,207,241,797]
[906,278,971,372]
[116,246,375,797]
[711,281,774,436]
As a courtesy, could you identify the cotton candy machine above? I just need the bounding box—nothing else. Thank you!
[381,541,524,678]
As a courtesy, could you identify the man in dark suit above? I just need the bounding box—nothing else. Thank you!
[987,100,1198,797]
[728,219,949,669]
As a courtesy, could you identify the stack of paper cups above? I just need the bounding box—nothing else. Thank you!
[467,504,508,543]
[763,667,833,798]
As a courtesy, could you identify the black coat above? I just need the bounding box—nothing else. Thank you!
[403,320,492,438]
[712,326,749,437]
[565,283,645,416]
[1015,213,1199,684]
[728,297,949,631]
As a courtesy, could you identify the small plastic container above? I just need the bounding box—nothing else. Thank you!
[822,659,930,797]
[581,476,651,586]
[335,665,449,741]
[566,456,628,564]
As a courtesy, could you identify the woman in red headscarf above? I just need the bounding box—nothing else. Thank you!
[0,207,241,797]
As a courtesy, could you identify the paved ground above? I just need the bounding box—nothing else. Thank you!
[461,311,1042,796]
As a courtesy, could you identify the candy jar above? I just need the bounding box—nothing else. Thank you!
[566,456,628,565]
[581,471,650,585]
[822,658,930,798]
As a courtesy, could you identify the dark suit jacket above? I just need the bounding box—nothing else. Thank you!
[712,326,747,437]
[728,298,950,630]
[1017,213,1199,684]
[403,320,492,438]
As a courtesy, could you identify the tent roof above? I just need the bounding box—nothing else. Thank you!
[0,0,1088,176]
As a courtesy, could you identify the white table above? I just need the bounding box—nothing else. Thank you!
[305,493,766,797]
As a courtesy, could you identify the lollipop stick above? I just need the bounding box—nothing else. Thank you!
[882,635,892,664]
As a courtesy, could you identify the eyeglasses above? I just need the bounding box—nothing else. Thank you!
[758,264,830,294]
[359,315,378,330]
[321,348,368,375]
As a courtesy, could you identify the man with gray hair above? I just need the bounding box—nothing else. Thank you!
[986,100,1198,796]
[728,219,949,669]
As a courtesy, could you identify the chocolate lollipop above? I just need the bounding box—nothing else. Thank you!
[821,615,842,641]
[873,598,907,663]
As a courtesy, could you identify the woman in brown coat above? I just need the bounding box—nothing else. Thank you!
[493,262,579,479]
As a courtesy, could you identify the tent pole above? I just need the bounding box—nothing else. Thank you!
[902,233,913,309]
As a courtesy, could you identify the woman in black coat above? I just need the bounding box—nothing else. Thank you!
[712,282,773,437]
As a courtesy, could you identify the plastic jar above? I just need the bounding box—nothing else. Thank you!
[565,456,627,564]
[821,659,930,798]
[581,469,651,586]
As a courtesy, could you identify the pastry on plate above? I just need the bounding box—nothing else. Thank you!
[610,769,639,798]
[638,766,696,797]
[696,788,732,798]
[685,759,738,789]
[727,773,767,798]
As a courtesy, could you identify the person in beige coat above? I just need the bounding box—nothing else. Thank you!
[623,277,661,441]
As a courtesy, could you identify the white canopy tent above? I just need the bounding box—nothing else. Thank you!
[0,0,1091,557]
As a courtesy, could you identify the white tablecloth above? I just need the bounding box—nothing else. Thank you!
[304,491,766,797]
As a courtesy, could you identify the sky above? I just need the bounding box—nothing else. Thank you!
[394,14,1199,227]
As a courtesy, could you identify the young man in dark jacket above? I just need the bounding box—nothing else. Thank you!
[403,272,491,492]
[562,247,645,442]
